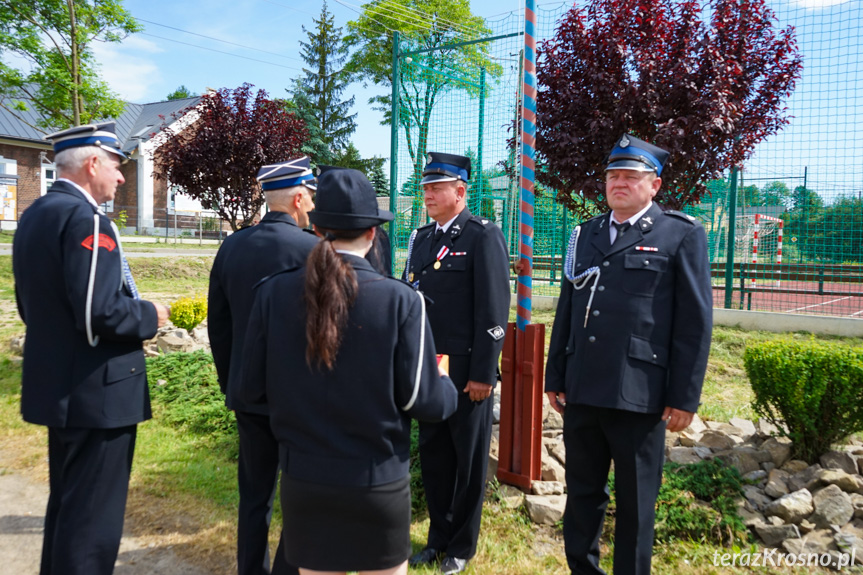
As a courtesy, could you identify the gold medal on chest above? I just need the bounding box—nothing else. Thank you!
[409,273,415,282]
[434,261,441,270]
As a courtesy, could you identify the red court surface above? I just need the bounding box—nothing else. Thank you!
[712,279,863,319]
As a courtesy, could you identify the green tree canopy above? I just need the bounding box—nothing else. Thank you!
[0,0,140,129]
[167,85,198,100]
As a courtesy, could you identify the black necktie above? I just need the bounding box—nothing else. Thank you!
[612,221,631,244]
[431,227,445,252]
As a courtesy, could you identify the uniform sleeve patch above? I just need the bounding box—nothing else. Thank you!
[487,325,506,341]
[81,233,117,252]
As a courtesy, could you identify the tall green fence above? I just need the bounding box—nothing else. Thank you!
[388,1,863,319]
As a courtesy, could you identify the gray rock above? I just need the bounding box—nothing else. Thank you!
[543,407,564,431]
[787,464,823,492]
[551,440,566,467]
[541,429,560,438]
[541,451,566,482]
[715,449,762,475]
[532,481,565,496]
[841,519,863,541]
[698,430,736,451]
[743,484,774,510]
[811,484,854,529]
[764,489,814,524]
[156,334,203,353]
[497,484,525,509]
[761,437,793,468]
[694,446,713,459]
[851,494,863,519]
[808,469,863,494]
[729,417,757,438]
[744,469,768,483]
[10,334,25,355]
[665,431,680,451]
[765,469,791,499]
[524,495,566,525]
[799,518,816,535]
[821,451,860,476]
[781,459,810,474]
[487,450,498,481]
[678,431,702,447]
[684,414,707,434]
[834,532,863,565]
[756,523,801,547]
[190,325,209,345]
[756,418,780,437]
[782,528,838,557]
[762,462,776,474]
[668,447,703,465]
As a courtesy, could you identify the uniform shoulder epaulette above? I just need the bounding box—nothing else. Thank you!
[301,228,316,236]
[467,215,494,227]
[663,210,698,224]
[252,265,303,289]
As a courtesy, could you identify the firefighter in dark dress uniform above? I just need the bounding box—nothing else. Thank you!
[241,168,458,575]
[13,123,170,575]
[545,134,713,575]
[208,156,319,575]
[405,153,511,574]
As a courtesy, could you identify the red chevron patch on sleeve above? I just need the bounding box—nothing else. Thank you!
[81,233,117,252]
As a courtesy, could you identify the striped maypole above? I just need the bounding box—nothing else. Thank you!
[517,0,537,332]
[752,214,760,287]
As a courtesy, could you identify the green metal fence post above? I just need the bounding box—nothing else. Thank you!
[389,31,400,267]
[724,167,739,309]
[477,67,486,201]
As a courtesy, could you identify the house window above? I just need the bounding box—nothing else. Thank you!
[41,165,56,196]
[0,157,18,222]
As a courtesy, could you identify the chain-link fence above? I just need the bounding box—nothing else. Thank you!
[387,1,862,318]
[108,205,229,243]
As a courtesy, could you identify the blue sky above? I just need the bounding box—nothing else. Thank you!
[93,0,527,161]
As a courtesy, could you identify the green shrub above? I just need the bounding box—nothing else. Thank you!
[745,339,863,462]
[113,209,128,231]
[605,459,748,547]
[170,295,207,331]
[147,350,235,443]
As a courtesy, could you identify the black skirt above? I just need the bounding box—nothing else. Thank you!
[280,474,411,571]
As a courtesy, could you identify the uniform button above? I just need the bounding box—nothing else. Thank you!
[576,263,582,268]
[130,368,136,373]
[422,270,427,275]
[447,263,451,268]
[588,336,596,343]
[652,354,657,360]
[592,310,600,317]
[602,261,610,267]
[644,260,650,266]
[467,347,472,352]
[565,346,570,352]
[598,285,605,291]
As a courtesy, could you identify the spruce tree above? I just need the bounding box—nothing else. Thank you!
[291,0,356,164]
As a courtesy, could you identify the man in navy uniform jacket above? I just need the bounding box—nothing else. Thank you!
[545,134,713,575]
[405,152,510,574]
[13,122,170,575]
[208,156,318,575]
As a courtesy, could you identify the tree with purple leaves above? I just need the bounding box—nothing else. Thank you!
[155,83,307,231]
[536,0,803,219]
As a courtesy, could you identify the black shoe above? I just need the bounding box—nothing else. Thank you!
[409,547,441,567]
[440,556,469,574]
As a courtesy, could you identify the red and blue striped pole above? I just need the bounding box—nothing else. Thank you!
[517,0,537,332]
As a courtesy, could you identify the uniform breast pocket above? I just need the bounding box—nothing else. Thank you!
[434,256,468,292]
[622,253,668,296]
[103,350,147,420]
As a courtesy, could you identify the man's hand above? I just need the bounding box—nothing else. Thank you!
[463,380,492,402]
[153,303,170,328]
[546,391,566,415]
[662,407,695,432]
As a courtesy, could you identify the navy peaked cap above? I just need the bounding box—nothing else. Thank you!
[309,169,393,230]
[257,156,317,191]
[422,152,471,185]
[45,122,128,162]
[606,134,669,175]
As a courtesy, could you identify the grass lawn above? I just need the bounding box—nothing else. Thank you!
[1,256,861,574]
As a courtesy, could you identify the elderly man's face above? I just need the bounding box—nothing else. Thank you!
[423,180,464,224]
[90,154,125,205]
[295,188,315,228]
[605,169,661,220]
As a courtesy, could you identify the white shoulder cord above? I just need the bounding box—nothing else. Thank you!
[404,229,418,281]
[564,225,602,328]
[401,289,426,411]
[85,213,101,347]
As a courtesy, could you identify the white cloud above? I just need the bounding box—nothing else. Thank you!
[90,36,163,103]
[789,0,852,8]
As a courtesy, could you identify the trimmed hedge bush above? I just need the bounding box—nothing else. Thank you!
[170,295,208,332]
[744,339,863,462]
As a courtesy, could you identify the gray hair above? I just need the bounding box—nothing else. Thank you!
[54,146,111,176]
[263,185,306,207]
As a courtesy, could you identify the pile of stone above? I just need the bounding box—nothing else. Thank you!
[143,322,210,356]
[491,394,863,567]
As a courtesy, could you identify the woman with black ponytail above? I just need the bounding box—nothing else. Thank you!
[242,169,458,575]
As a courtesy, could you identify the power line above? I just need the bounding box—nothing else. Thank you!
[376,0,486,38]
[136,17,305,63]
[137,32,304,72]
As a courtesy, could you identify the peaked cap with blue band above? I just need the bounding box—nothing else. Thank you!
[605,134,669,176]
[421,152,471,185]
[257,156,317,191]
[46,122,128,163]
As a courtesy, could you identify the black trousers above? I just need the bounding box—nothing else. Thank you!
[41,425,136,575]
[562,404,666,575]
[235,411,298,575]
[418,392,493,560]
